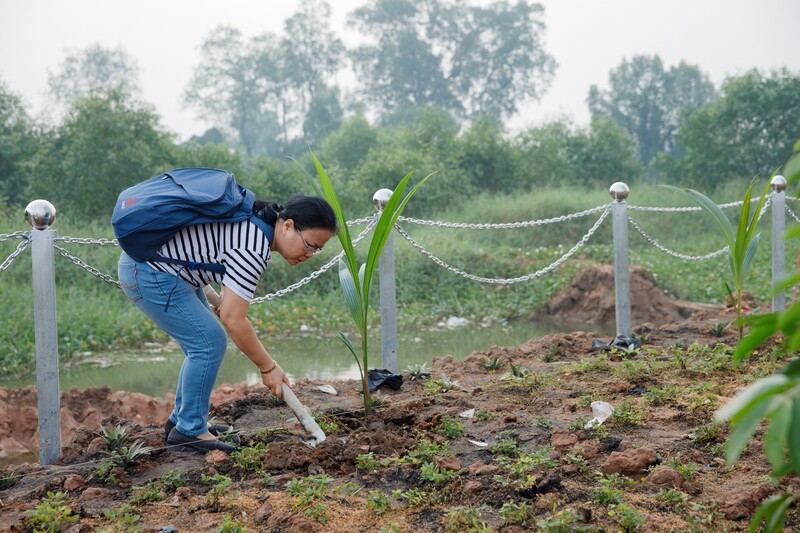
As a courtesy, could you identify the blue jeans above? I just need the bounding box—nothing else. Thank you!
[118,252,227,437]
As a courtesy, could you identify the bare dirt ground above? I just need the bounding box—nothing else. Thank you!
[1,265,797,532]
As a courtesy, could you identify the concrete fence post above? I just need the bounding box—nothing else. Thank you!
[610,182,632,338]
[771,175,787,312]
[25,200,61,465]
[373,189,398,373]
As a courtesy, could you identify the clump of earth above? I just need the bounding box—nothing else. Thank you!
[1,265,795,532]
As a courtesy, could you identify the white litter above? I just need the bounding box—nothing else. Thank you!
[445,316,470,328]
[584,401,614,429]
[312,385,338,395]
[468,439,489,448]
[458,408,475,419]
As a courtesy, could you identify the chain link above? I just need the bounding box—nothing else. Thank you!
[0,230,31,242]
[626,194,773,261]
[53,244,122,287]
[786,204,800,224]
[398,203,610,230]
[251,214,379,303]
[628,198,757,212]
[55,236,119,246]
[394,207,610,284]
[627,216,728,260]
[0,237,30,272]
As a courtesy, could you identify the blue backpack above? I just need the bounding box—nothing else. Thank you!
[111,167,274,274]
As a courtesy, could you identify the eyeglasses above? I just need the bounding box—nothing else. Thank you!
[295,227,323,255]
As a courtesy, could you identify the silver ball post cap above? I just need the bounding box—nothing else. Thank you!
[771,175,787,192]
[373,188,393,212]
[609,182,629,201]
[24,199,57,230]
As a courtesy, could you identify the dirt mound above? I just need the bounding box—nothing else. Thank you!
[534,264,720,327]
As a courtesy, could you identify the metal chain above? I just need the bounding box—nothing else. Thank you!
[626,194,773,261]
[55,236,119,246]
[787,196,800,203]
[53,244,122,287]
[393,207,611,285]
[0,230,31,242]
[786,204,800,224]
[627,216,728,261]
[398,203,610,230]
[628,198,757,212]
[251,215,379,303]
[0,237,30,272]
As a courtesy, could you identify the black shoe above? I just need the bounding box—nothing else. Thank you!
[164,419,232,438]
[166,428,237,453]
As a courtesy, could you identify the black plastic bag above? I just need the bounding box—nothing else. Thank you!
[591,335,642,353]
[367,368,403,392]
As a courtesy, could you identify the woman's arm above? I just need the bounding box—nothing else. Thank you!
[216,286,291,397]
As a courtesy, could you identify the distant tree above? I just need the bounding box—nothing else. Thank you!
[47,43,141,106]
[349,0,556,121]
[185,1,345,156]
[588,55,715,173]
[302,86,343,146]
[320,114,379,172]
[515,117,642,188]
[0,80,38,206]
[28,89,174,221]
[454,115,518,193]
[658,68,800,189]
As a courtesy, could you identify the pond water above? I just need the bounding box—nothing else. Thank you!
[0,320,607,398]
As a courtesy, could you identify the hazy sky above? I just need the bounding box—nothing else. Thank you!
[1,0,798,142]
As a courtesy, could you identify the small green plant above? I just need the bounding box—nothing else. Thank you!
[403,437,452,464]
[509,362,528,377]
[215,426,242,445]
[490,430,522,458]
[304,502,330,524]
[101,503,141,532]
[500,501,533,527]
[0,472,18,490]
[655,488,688,510]
[129,484,163,505]
[436,416,465,439]
[104,441,155,468]
[23,491,78,533]
[613,399,646,426]
[101,424,129,450]
[230,441,269,474]
[535,507,583,532]
[285,473,333,510]
[356,452,387,470]
[535,416,553,429]
[482,355,502,371]
[423,374,463,394]
[202,473,233,511]
[217,514,245,533]
[445,505,490,532]
[366,490,392,515]
[420,462,459,483]
[593,473,632,505]
[406,362,431,380]
[399,488,428,506]
[474,409,496,421]
[563,452,589,473]
[544,342,565,362]
[690,422,724,444]
[708,319,729,337]
[610,503,646,532]
[335,481,362,496]
[160,469,187,493]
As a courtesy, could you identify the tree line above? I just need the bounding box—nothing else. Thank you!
[1,0,798,221]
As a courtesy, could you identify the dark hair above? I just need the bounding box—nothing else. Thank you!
[254,196,338,233]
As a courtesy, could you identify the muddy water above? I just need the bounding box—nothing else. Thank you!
[0,321,593,398]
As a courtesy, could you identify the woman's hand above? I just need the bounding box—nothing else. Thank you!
[261,363,291,398]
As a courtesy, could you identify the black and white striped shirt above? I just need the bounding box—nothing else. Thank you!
[148,220,272,302]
